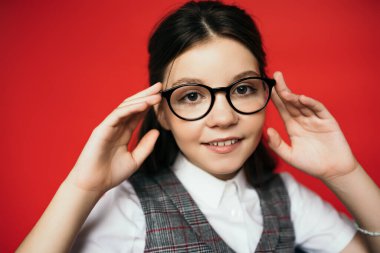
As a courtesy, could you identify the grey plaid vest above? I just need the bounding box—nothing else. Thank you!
[129,169,295,252]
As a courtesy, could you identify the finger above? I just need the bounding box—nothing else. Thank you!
[298,95,318,117]
[124,105,151,132]
[273,71,318,118]
[286,93,316,117]
[118,93,161,108]
[119,95,161,131]
[123,82,162,103]
[272,87,315,123]
[299,103,315,117]
[266,127,292,163]
[271,87,292,122]
[106,91,161,128]
[103,102,150,128]
[299,95,333,119]
[273,72,303,117]
[111,107,151,147]
[131,129,160,168]
[273,71,291,94]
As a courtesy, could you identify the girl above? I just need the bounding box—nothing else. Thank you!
[17,1,380,252]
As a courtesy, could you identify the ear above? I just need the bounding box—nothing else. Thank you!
[154,103,171,130]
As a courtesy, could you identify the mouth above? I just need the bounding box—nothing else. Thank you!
[207,138,240,147]
[202,137,242,154]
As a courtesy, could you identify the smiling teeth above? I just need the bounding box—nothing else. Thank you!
[209,139,239,146]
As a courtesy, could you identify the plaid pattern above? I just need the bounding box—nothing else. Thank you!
[130,169,295,252]
[255,176,295,252]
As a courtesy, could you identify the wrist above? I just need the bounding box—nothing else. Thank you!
[65,164,112,197]
[320,161,362,186]
[63,173,105,202]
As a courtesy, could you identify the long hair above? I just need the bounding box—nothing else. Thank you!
[139,1,276,185]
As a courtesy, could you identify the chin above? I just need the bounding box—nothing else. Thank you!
[203,161,244,179]
[211,169,240,180]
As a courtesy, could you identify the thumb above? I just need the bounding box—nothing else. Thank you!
[267,127,292,163]
[131,129,160,168]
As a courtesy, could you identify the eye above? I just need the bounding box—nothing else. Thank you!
[178,90,206,104]
[236,85,249,94]
[171,85,209,105]
[233,84,257,95]
[184,92,200,101]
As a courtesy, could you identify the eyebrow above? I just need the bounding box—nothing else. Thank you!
[171,78,203,88]
[170,70,260,88]
[233,70,260,81]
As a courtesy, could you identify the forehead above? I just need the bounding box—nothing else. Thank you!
[164,37,259,88]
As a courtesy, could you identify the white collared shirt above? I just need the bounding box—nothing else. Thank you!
[72,153,356,253]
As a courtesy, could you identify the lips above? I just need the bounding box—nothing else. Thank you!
[202,137,242,154]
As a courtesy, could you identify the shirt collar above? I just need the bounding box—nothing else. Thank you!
[171,153,249,208]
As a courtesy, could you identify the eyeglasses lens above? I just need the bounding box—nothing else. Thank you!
[170,85,211,120]
[230,78,269,113]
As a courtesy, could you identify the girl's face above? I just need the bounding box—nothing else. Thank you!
[158,37,266,180]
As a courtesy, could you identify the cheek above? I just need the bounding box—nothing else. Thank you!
[243,112,266,142]
[169,119,202,145]
[161,104,201,143]
[245,109,266,128]
[254,115,266,133]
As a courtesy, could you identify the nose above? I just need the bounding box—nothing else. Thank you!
[205,93,239,128]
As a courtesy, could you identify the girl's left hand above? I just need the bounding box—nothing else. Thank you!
[267,71,360,181]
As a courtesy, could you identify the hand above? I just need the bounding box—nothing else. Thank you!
[67,82,162,194]
[267,72,359,181]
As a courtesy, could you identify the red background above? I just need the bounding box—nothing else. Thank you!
[1,0,379,252]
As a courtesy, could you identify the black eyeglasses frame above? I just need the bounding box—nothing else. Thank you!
[160,76,276,121]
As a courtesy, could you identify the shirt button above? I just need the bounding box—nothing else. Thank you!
[230,209,236,217]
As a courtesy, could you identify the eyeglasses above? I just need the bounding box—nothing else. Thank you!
[161,76,276,121]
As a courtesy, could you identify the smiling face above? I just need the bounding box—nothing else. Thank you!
[158,37,266,180]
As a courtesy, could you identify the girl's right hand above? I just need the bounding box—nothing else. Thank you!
[66,82,162,195]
